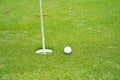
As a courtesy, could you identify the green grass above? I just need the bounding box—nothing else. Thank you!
[0,0,120,80]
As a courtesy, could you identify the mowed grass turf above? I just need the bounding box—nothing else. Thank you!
[0,0,120,80]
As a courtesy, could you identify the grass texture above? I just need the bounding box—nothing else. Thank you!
[0,0,120,80]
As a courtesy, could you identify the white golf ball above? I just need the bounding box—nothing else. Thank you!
[64,46,72,54]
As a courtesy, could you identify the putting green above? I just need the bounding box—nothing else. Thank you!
[0,0,120,80]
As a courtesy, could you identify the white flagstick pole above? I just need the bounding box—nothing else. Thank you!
[39,0,46,54]
[36,0,52,54]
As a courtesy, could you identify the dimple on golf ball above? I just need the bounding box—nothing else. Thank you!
[64,46,72,54]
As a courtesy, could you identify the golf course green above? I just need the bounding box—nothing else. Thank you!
[0,0,120,80]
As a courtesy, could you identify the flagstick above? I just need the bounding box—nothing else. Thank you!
[39,0,46,54]
[36,0,52,54]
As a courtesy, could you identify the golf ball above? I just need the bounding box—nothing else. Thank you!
[64,46,72,54]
